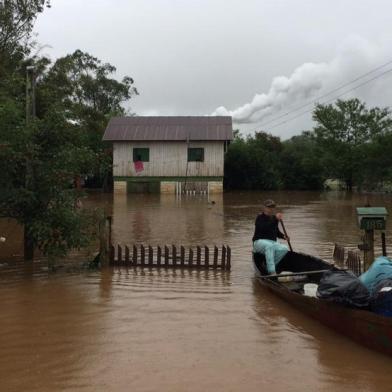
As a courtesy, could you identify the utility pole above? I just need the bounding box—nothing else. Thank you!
[24,65,35,261]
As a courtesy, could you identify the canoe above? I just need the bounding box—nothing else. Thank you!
[253,251,392,357]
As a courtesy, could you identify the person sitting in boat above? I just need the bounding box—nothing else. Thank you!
[252,199,289,275]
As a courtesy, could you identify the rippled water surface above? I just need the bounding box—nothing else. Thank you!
[1,191,392,391]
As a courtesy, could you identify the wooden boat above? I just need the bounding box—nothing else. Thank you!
[253,251,392,357]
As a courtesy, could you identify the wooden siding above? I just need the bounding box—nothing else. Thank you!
[113,141,224,177]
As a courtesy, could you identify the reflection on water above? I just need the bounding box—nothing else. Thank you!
[1,191,392,391]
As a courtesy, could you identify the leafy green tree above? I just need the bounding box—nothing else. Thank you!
[0,94,96,260]
[313,98,392,190]
[0,2,137,261]
[224,131,283,190]
[37,50,138,188]
[0,0,50,72]
[362,131,392,189]
[281,131,325,190]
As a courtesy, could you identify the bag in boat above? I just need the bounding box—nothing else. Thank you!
[370,278,392,317]
[359,256,392,295]
[316,270,370,308]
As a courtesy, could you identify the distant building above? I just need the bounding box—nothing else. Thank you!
[102,116,233,194]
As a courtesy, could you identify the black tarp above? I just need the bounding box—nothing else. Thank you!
[317,270,370,308]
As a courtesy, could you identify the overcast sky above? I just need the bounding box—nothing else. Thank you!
[34,0,392,139]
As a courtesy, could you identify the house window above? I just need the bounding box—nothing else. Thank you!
[133,148,149,162]
[188,148,204,162]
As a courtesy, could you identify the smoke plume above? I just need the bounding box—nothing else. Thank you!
[212,36,385,124]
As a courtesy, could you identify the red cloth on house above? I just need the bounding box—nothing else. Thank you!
[134,160,144,173]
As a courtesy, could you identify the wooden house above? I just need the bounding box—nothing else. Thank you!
[102,116,233,194]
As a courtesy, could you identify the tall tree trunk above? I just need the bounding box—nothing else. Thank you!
[24,224,34,261]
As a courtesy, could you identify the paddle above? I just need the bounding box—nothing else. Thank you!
[280,219,293,252]
[260,269,330,279]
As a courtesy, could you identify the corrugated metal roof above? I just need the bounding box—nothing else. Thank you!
[102,116,233,141]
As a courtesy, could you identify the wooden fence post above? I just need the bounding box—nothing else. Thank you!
[204,245,209,267]
[117,245,122,265]
[140,245,145,266]
[107,215,112,249]
[109,245,115,265]
[148,246,154,266]
[125,245,130,266]
[213,246,218,269]
[132,245,137,266]
[226,246,231,270]
[164,245,169,266]
[196,246,201,267]
[157,246,162,266]
[180,246,185,266]
[221,245,226,270]
[172,245,177,266]
[98,214,110,267]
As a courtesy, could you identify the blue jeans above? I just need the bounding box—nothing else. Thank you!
[253,239,289,274]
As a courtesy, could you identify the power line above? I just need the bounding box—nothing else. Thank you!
[264,66,392,130]
[244,58,392,131]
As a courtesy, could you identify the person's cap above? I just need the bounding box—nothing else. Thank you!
[264,199,276,208]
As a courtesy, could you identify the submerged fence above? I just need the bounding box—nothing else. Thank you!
[333,243,362,276]
[109,244,231,270]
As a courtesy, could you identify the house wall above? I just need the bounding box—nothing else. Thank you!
[113,141,224,178]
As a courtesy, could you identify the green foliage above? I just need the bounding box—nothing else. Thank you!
[280,132,325,190]
[0,1,137,259]
[0,98,96,257]
[225,99,392,191]
[313,98,392,190]
[224,130,324,190]
[224,132,280,190]
[0,1,50,72]
[37,50,138,187]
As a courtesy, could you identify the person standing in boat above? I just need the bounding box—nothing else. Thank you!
[252,199,290,275]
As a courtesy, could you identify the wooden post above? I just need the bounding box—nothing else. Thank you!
[189,248,193,267]
[180,246,185,266]
[109,245,115,265]
[148,246,154,266]
[172,245,177,266]
[213,246,218,269]
[140,245,145,266]
[117,245,122,265]
[333,244,345,264]
[363,229,374,271]
[107,215,112,249]
[98,214,109,267]
[164,245,169,266]
[221,245,226,270]
[132,245,137,266]
[204,246,209,267]
[125,246,130,266]
[382,232,387,257]
[196,246,201,267]
[226,246,231,270]
[157,246,162,266]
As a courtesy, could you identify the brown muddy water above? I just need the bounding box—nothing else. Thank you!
[1,191,392,392]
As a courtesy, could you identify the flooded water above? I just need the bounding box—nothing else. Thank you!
[1,191,392,391]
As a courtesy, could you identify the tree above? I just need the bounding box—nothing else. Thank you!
[224,131,283,190]
[313,98,392,190]
[37,50,138,188]
[281,131,325,190]
[0,94,96,260]
[0,3,138,261]
[0,0,50,72]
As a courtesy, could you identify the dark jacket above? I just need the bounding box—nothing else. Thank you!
[252,213,285,242]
